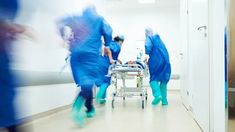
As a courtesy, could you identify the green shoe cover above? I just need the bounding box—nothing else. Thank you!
[152,96,162,105]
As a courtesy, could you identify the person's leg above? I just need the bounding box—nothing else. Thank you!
[72,83,95,126]
[150,81,162,105]
[72,94,85,126]
[7,125,17,132]
[70,59,87,126]
[160,82,168,105]
[7,125,19,132]
[0,59,19,131]
[96,76,111,104]
[81,84,95,118]
[225,81,228,108]
[96,83,109,104]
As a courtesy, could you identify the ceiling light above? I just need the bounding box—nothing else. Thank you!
[138,0,155,4]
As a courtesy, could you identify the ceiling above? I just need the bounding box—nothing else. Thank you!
[97,0,180,9]
[22,0,180,16]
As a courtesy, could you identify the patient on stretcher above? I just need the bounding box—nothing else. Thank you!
[125,60,145,69]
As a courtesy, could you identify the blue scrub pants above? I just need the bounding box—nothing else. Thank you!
[70,53,99,112]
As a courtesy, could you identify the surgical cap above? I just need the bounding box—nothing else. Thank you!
[118,35,124,41]
[145,28,153,37]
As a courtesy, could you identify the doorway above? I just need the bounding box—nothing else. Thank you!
[227,0,235,131]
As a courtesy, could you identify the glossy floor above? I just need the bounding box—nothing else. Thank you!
[29,91,202,132]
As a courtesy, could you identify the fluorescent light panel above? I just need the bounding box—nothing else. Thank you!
[138,0,155,4]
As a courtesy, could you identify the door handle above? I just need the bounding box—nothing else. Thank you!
[197,26,207,31]
[197,26,207,37]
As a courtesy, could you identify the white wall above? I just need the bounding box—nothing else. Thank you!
[16,84,78,118]
[100,7,181,76]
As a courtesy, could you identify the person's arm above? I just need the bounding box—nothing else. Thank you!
[101,18,113,46]
[104,47,114,64]
[0,21,34,39]
[144,37,153,64]
[0,22,25,33]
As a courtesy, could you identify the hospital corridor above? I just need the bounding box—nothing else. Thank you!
[0,0,234,132]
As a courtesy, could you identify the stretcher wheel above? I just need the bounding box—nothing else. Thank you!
[142,100,144,109]
[112,99,114,109]
[145,93,148,101]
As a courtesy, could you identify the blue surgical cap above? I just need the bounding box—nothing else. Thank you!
[118,35,124,41]
[145,28,153,37]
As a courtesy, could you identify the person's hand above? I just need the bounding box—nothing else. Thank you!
[110,59,114,64]
[21,26,36,40]
[59,38,70,49]
[1,22,37,41]
[144,58,148,65]
[128,61,135,64]
[144,54,149,65]
[118,60,122,64]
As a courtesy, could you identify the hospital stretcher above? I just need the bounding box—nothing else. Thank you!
[108,62,148,109]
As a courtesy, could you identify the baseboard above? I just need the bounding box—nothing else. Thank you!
[28,105,72,121]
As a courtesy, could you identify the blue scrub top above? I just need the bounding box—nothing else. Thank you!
[109,41,121,60]
[58,8,113,86]
[145,34,171,83]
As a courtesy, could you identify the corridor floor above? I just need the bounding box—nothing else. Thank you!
[28,91,202,132]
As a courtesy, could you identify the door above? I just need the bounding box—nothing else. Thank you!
[188,0,210,131]
[180,0,191,110]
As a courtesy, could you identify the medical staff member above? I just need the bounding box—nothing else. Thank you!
[57,6,113,126]
[96,35,124,104]
[144,28,171,106]
[0,0,33,131]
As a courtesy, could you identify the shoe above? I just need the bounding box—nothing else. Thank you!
[98,99,106,104]
[96,83,108,104]
[71,96,85,127]
[161,99,168,106]
[86,107,96,118]
[72,107,86,127]
[160,83,168,106]
[152,96,162,105]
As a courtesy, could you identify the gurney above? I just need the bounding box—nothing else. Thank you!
[108,62,148,109]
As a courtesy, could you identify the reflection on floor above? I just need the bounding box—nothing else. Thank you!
[229,119,235,132]
[28,91,201,132]
[229,107,235,132]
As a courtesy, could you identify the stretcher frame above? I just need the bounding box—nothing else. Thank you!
[108,63,148,109]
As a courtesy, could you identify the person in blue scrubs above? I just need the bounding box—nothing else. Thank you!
[0,0,31,131]
[57,6,113,126]
[96,35,124,104]
[144,28,171,106]
[225,27,228,108]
